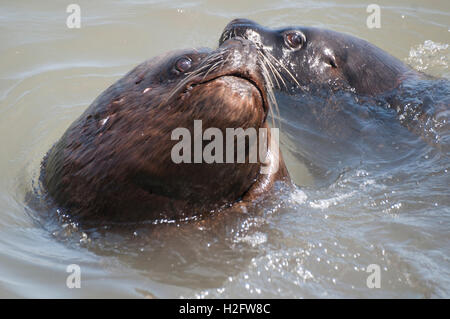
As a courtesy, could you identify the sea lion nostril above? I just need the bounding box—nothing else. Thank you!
[221,19,259,44]
[220,36,249,49]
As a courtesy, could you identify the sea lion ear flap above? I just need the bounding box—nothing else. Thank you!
[323,48,338,68]
[328,55,338,68]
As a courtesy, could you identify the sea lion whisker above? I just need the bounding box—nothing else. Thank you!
[202,60,223,80]
[266,84,280,128]
[264,50,302,88]
[258,56,280,128]
[258,51,278,89]
[165,58,222,102]
[163,52,230,105]
[264,52,288,90]
[259,50,286,90]
[220,51,232,69]
[258,54,274,88]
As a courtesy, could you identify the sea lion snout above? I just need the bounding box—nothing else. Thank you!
[213,37,269,114]
[220,19,263,47]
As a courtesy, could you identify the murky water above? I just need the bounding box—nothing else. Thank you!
[0,0,449,298]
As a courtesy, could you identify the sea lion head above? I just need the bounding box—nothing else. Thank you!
[42,37,273,224]
[220,19,409,96]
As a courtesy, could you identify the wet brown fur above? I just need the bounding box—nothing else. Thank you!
[41,38,290,225]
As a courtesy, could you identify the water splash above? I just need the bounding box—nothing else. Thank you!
[406,40,449,77]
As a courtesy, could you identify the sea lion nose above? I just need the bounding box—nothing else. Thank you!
[220,18,258,45]
[218,37,261,81]
[220,36,256,54]
[227,18,256,27]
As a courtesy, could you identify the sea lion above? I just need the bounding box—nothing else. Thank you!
[219,19,415,96]
[219,19,449,151]
[40,37,289,225]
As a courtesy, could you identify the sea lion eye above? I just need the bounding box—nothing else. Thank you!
[284,31,306,50]
[175,57,192,73]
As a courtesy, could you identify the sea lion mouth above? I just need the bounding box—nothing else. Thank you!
[185,73,267,114]
[180,72,270,121]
